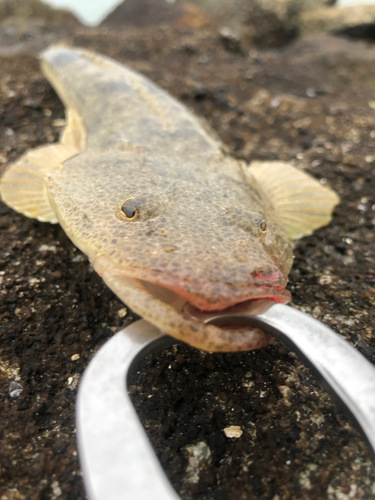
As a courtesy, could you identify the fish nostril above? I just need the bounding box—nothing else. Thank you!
[253,270,280,282]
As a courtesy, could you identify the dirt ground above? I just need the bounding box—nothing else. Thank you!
[1,18,375,500]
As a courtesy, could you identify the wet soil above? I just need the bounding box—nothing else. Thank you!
[1,22,375,500]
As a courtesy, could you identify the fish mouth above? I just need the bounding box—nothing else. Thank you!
[140,276,291,312]
[141,278,291,325]
[93,255,291,352]
[102,264,291,311]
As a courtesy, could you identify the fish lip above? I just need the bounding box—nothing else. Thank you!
[157,281,291,311]
[94,255,290,311]
[134,268,289,310]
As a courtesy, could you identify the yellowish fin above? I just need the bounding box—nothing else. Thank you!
[0,109,85,223]
[60,108,86,150]
[248,161,340,240]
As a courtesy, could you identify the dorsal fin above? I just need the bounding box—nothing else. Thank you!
[248,161,340,240]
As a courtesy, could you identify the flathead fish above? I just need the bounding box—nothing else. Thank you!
[0,46,339,351]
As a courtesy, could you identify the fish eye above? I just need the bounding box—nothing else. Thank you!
[121,198,138,221]
[117,195,162,222]
[260,220,267,233]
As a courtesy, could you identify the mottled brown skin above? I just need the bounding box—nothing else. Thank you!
[49,149,293,308]
[1,46,337,351]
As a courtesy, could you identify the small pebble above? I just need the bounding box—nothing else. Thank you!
[71,354,80,361]
[223,425,243,438]
[52,119,66,127]
[306,87,316,98]
[38,244,56,252]
[318,275,333,285]
[51,480,62,497]
[9,381,23,398]
[118,307,127,318]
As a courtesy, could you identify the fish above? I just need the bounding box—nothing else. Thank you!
[0,46,339,352]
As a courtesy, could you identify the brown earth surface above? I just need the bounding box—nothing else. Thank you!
[1,19,375,500]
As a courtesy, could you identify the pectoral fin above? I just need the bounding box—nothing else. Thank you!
[248,161,340,240]
[0,108,85,223]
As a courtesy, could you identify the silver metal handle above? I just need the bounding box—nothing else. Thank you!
[76,320,179,500]
[77,301,375,500]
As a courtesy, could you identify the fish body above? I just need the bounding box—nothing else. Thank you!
[0,47,339,351]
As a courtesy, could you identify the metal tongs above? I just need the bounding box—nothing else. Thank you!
[76,300,375,500]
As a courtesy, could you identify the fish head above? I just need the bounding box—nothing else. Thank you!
[47,148,293,351]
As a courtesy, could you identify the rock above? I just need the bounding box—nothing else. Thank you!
[0,0,80,56]
[9,381,23,398]
[176,0,336,47]
[0,0,81,26]
[102,0,345,47]
[302,4,375,40]
[101,0,211,29]
[281,34,375,92]
[179,0,335,21]
[0,16,77,56]
[219,26,243,53]
[242,0,301,47]
[181,441,212,485]
[178,3,212,29]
